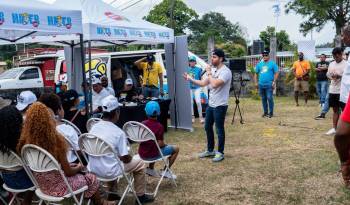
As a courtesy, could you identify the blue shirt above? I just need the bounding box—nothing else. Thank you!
[255,60,278,86]
[188,66,202,89]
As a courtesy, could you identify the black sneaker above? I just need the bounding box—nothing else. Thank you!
[262,113,268,118]
[268,114,273,118]
[315,113,325,120]
[137,194,154,204]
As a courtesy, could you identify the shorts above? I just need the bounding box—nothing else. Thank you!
[143,145,175,161]
[294,80,309,92]
[329,93,346,109]
[2,168,34,189]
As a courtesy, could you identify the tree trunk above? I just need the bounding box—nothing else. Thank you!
[207,36,214,64]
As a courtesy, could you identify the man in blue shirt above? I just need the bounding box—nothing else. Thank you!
[254,50,279,118]
[188,56,204,123]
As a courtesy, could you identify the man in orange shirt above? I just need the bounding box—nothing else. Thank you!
[292,52,311,106]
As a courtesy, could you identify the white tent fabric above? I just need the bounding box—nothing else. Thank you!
[0,0,82,44]
[1,0,174,45]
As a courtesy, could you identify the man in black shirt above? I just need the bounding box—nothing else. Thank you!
[117,78,141,102]
[315,54,330,119]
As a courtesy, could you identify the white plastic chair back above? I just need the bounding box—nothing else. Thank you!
[0,150,23,172]
[61,119,82,136]
[86,118,102,132]
[123,121,156,142]
[64,138,83,165]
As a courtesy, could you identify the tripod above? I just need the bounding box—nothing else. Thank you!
[231,73,247,125]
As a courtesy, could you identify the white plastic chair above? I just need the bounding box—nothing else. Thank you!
[64,137,84,165]
[123,121,177,197]
[61,119,82,136]
[21,144,88,205]
[78,133,141,205]
[0,150,36,205]
[86,118,102,132]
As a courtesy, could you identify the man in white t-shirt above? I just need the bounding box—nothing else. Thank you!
[326,47,347,135]
[89,95,154,204]
[340,26,350,105]
[91,76,110,113]
[184,49,232,162]
[101,75,116,96]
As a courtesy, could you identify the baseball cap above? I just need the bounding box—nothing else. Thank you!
[262,50,270,55]
[146,54,155,62]
[63,89,79,102]
[91,75,101,85]
[145,101,160,117]
[125,78,133,85]
[189,56,196,62]
[212,49,226,61]
[16,91,37,111]
[0,97,11,109]
[102,95,119,112]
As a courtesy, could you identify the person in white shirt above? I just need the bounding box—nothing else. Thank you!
[326,47,347,135]
[91,76,110,113]
[101,75,116,96]
[183,49,232,162]
[340,26,350,106]
[38,93,80,163]
[89,95,154,204]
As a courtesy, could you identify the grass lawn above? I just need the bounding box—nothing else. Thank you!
[147,97,350,205]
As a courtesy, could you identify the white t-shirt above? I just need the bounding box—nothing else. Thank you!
[328,60,346,94]
[105,87,115,96]
[56,124,79,163]
[208,65,232,107]
[88,121,129,178]
[340,60,350,103]
[92,88,110,111]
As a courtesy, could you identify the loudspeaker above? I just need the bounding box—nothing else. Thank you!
[229,59,246,73]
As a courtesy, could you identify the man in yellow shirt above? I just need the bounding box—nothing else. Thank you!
[292,52,311,106]
[135,54,164,98]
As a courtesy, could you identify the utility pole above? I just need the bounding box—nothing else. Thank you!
[169,0,176,30]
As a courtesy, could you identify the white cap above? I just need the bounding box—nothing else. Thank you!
[101,95,119,112]
[91,75,101,85]
[125,78,133,85]
[16,91,37,111]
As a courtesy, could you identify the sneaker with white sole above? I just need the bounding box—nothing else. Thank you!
[161,170,177,179]
[198,151,216,158]
[145,168,159,177]
[200,118,205,124]
[212,152,224,162]
[326,128,336,135]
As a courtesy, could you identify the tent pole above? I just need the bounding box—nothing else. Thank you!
[88,40,93,115]
[79,34,90,117]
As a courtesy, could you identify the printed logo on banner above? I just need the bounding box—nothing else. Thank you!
[0,12,4,25]
[159,32,170,39]
[84,58,107,77]
[130,29,143,37]
[144,31,156,39]
[113,28,128,37]
[47,16,72,29]
[12,13,40,27]
[97,27,112,36]
[104,12,130,22]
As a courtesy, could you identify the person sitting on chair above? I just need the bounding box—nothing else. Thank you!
[101,75,115,96]
[138,101,179,179]
[89,95,154,204]
[117,78,141,102]
[92,75,110,113]
[16,90,37,118]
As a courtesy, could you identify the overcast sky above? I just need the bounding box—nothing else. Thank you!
[41,0,335,45]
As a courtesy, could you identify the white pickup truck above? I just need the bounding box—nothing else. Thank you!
[0,66,44,90]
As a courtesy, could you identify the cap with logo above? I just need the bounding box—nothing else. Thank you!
[189,56,197,62]
[102,95,119,112]
[145,101,160,117]
[125,78,133,85]
[16,91,37,111]
[91,75,101,85]
[146,54,155,62]
[262,50,270,55]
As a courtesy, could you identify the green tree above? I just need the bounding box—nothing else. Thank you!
[286,0,350,35]
[144,0,198,35]
[188,12,247,56]
[259,26,292,51]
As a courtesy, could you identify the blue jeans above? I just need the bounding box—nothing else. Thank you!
[2,169,34,189]
[142,87,159,98]
[316,80,329,104]
[321,93,330,114]
[205,105,228,154]
[259,84,274,115]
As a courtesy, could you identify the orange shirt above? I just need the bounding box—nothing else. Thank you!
[293,60,311,78]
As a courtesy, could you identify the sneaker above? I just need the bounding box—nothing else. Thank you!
[145,168,159,177]
[212,152,224,162]
[200,118,205,124]
[198,151,216,158]
[161,170,177,179]
[315,113,325,120]
[192,118,195,123]
[262,113,268,118]
[268,114,273,118]
[137,194,154,204]
[326,128,336,135]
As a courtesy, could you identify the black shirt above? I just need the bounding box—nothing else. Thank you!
[64,109,88,134]
[117,87,141,102]
[315,61,330,81]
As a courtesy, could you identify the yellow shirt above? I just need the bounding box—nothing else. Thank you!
[293,60,311,78]
[139,62,163,87]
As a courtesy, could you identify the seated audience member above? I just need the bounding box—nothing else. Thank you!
[139,101,179,179]
[61,89,88,133]
[16,102,114,205]
[101,75,116,96]
[16,91,37,118]
[39,93,80,164]
[89,95,154,204]
[92,76,110,113]
[117,78,141,102]
[0,106,34,205]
